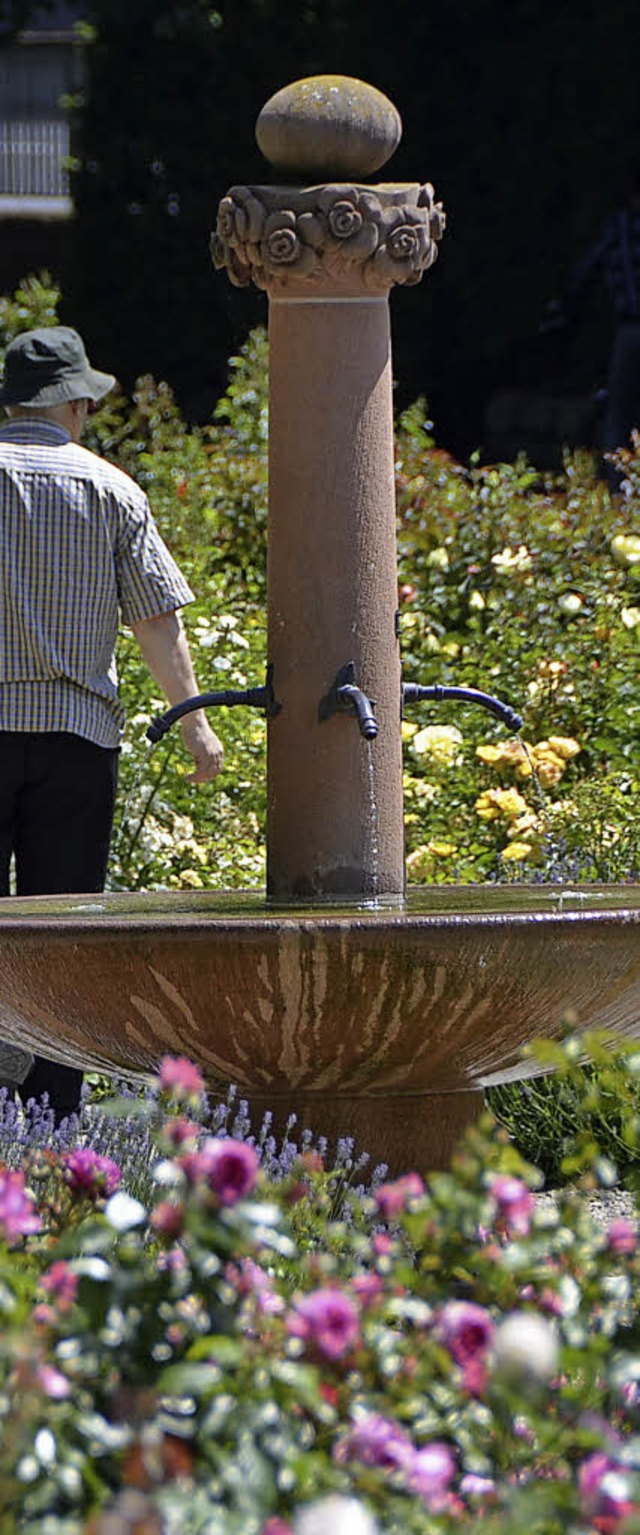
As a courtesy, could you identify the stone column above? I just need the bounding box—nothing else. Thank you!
[212,77,445,900]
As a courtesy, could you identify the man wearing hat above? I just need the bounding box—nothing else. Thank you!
[0,326,224,1117]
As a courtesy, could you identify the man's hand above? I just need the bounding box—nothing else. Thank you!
[131,612,225,783]
[180,711,225,783]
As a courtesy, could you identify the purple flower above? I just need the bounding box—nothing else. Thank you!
[488,1174,535,1236]
[460,1473,497,1500]
[0,1167,41,1242]
[289,1287,361,1360]
[226,1257,285,1315]
[606,1217,637,1255]
[578,1452,637,1526]
[64,1147,121,1200]
[408,1441,456,1508]
[200,1136,259,1205]
[334,1412,413,1472]
[375,1172,425,1219]
[438,1301,495,1366]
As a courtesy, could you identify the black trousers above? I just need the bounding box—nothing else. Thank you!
[0,731,119,1119]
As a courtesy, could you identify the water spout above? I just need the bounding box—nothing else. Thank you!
[402,682,523,733]
[318,663,379,739]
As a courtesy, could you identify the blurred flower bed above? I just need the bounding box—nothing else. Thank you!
[0,1031,638,1533]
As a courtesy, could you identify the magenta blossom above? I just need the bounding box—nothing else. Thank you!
[438,1300,495,1367]
[289,1286,361,1360]
[200,1137,259,1206]
[409,1441,457,1509]
[64,1147,120,1201]
[488,1174,535,1236]
[606,1217,637,1255]
[334,1412,413,1473]
[158,1056,205,1104]
[226,1257,285,1316]
[375,1172,425,1220]
[0,1167,42,1243]
[39,1260,78,1311]
[261,1520,293,1535]
[178,1138,259,1205]
[351,1272,385,1308]
[578,1452,637,1526]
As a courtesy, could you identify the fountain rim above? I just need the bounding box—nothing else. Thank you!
[0,883,639,935]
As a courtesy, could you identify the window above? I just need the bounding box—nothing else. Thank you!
[0,32,83,218]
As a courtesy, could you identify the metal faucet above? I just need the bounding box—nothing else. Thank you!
[318,662,378,739]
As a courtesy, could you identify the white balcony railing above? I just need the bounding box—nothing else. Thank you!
[0,118,70,197]
[0,118,72,217]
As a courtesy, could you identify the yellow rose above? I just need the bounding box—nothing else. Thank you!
[545,736,581,761]
[474,787,529,821]
[501,841,533,862]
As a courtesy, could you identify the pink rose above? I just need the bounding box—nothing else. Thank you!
[438,1301,495,1366]
[64,1147,120,1201]
[199,1137,259,1206]
[606,1218,637,1255]
[0,1167,41,1243]
[375,1172,425,1219]
[158,1056,205,1104]
[488,1174,535,1236]
[289,1287,361,1360]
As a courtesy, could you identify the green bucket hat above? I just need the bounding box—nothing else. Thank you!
[0,326,115,408]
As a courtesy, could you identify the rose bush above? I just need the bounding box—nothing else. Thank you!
[0,1034,638,1532]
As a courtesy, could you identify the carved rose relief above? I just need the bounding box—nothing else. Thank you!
[211,182,445,292]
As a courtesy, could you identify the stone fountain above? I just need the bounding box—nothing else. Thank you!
[0,76,639,1171]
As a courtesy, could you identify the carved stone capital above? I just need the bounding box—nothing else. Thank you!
[211,182,445,296]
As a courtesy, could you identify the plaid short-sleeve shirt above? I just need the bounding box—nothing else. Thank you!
[0,417,194,746]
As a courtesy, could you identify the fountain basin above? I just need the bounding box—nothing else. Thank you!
[0,885,639,1169]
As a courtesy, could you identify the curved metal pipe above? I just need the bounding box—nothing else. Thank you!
[402,682,523,733]
[146,668,281,744]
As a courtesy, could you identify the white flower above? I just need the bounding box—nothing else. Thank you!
[612,533,640,567]
[104,1192,146,1232]
[294,1496,378,1535]
[622,606,640,628]
[412,724,463,765]
[426,546,450,571]
[558,592,583,616]
[492,1311,559,1387]
[491,544,533,575]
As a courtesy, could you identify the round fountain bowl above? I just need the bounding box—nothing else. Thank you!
[1,885,639,1169]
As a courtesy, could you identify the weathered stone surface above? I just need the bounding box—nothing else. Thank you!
[255,75,402,180]
[211,181,445,294]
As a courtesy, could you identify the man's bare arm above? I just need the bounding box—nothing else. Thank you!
[131,610,224,783]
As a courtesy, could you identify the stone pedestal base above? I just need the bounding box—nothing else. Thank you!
[246,1089,485,1177]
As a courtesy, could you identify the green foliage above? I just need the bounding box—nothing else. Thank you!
[489,1026,640,1185]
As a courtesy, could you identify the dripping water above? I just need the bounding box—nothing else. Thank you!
[365,739,381,906]
[518,736,569,881]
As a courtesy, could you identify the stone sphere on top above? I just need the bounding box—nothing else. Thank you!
[255,75,402,181]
